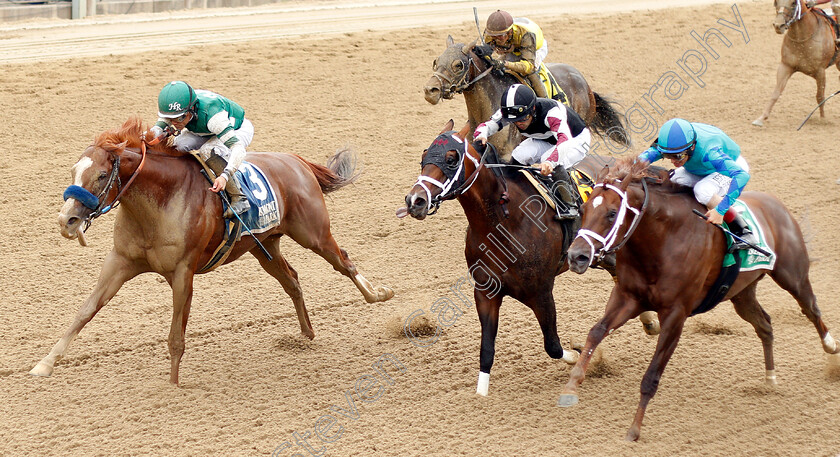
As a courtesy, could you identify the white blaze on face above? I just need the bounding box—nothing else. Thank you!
[61,157,94,215]
[591,195,603,209]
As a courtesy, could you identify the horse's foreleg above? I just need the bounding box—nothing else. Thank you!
[475,292,502,396]
[753,64,794,127]
[30,251,139,377]
[626,310,687,442]
[529,292,576,364]
[253,238,313,340]
[557,290,641,407]
[166,266,195,386]
[815,69,827,118]
[731,282,777,385]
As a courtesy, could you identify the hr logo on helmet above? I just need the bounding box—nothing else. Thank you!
[168,102,182,111]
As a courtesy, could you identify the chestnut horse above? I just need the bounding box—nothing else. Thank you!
[31,117,394,385]
[753,0,840,126]
[559,158,840,441]
[423,37,629,156]
[401,121,657,396]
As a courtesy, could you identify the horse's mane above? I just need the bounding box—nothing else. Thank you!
[604,156,691,194]
[93,116,181,156]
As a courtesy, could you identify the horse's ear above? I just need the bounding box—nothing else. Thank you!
[595,165,610,182]
[462,41,476,54]
[441,119,454,133]
[446,35,455,47]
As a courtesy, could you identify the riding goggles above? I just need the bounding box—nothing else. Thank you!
[502,105,529,119]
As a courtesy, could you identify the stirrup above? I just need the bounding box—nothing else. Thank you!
[731,230,757,251]
[224,197,250,218]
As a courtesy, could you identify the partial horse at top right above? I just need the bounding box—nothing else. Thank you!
[753,0,840,127]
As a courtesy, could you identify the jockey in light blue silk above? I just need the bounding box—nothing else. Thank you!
[637,118,757,249]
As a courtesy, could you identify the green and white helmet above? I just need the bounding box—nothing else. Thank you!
[157,81,197,118]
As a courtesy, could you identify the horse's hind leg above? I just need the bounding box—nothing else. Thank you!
[30,251,140,377]
[730,282,777,385]
[753,64,794,127]
[770,262,840,355]
[815,69,827,118]
[306,233,394,304]
[253,238,314,339]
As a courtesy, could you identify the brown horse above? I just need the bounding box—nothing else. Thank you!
[30,117,394,385]
[423,37,629,156]
[401,121,657,396]
[558,158,840,441]
[753,0,840,126]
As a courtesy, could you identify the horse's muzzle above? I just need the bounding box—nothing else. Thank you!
[405,193,428,220]
[567,244,592,274]
[423,85,442,105]
[773,22,787,34]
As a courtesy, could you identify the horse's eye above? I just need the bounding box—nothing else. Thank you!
[445,153,457,165]
[452,61,463,71]
[98,172,107,181]
[606,209,617,222]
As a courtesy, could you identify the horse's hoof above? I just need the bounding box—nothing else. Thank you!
[625,428,641,442]
[751,119,764,127]
[643,321,660,336]
[377,287,395,302]
[29,362,53,377]
[561,349,579,365]
[301,330,315,340]
[556,393,579,407]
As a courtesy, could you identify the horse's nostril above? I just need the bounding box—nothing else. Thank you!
[575,254,590,265]
[66,216,79,227]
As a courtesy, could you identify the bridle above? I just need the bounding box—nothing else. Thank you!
[431,46,494,100]
[64,142,148,233]
[776,0,804,32]
[413,135,485,215]
[574,178,650,266]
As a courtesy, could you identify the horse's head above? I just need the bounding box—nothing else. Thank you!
[424,36,493,104]
[58,117,156,244]
[774,0,801,34]
[58,143,123,244]
[568,159,648,274]
[403,120,479,219]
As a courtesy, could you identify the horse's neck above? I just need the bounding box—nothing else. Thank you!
[623,184,708,260]
[117,153,204,222]
[464,73,507,129]
[789,1,819,38]
[456,158,503,227]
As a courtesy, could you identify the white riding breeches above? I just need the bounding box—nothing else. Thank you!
[671,155,749,206]
[173,118,254,161]
[535,40,548,68]
[511,129,591,170]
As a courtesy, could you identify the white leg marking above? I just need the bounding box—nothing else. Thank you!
[823,332,838,353]
[476,371,490,396]
[765,369,777,385]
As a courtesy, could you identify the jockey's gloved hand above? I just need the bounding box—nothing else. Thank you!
[142,126,166,144]
[491,60,506,76]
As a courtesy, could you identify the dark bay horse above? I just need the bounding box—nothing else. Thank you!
[559,158,840,441]
[30,117,394,385]
[423,37,630,156]
[753,0,840,126]
[401,121,657,396]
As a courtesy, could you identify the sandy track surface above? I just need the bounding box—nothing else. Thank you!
[2,1,840,456]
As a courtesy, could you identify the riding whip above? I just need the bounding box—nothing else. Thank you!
[199,169,273,261]
[797,89,840,130]
[691,209,772,256]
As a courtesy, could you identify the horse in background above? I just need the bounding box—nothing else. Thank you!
[401,121,657,397]
[31,117,394,385]
[558,157,840,441]
[753,0,840,126]
[423,37,629,156]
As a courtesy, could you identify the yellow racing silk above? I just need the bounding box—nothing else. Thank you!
[511,18,545,50]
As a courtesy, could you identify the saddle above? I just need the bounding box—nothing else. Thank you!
[519,166,594,211]
[505,65,569,105]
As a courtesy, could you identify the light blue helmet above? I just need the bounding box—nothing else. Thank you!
[656,118,696,154]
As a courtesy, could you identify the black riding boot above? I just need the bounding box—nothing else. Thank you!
[728,212,757,250]
[550,166,579,221]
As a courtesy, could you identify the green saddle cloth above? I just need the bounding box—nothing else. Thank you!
[721,200,776,271]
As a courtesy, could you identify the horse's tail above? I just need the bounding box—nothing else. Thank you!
[590,92,631,148]
[302,146,362,194]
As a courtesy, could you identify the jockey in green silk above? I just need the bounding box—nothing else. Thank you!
[147,81,252,218]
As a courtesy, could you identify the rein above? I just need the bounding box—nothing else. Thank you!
[80,141,148,231]
[432,48,494,99]
[575,177,650,265]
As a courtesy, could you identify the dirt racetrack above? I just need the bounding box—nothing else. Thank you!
[2,0,840,455]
